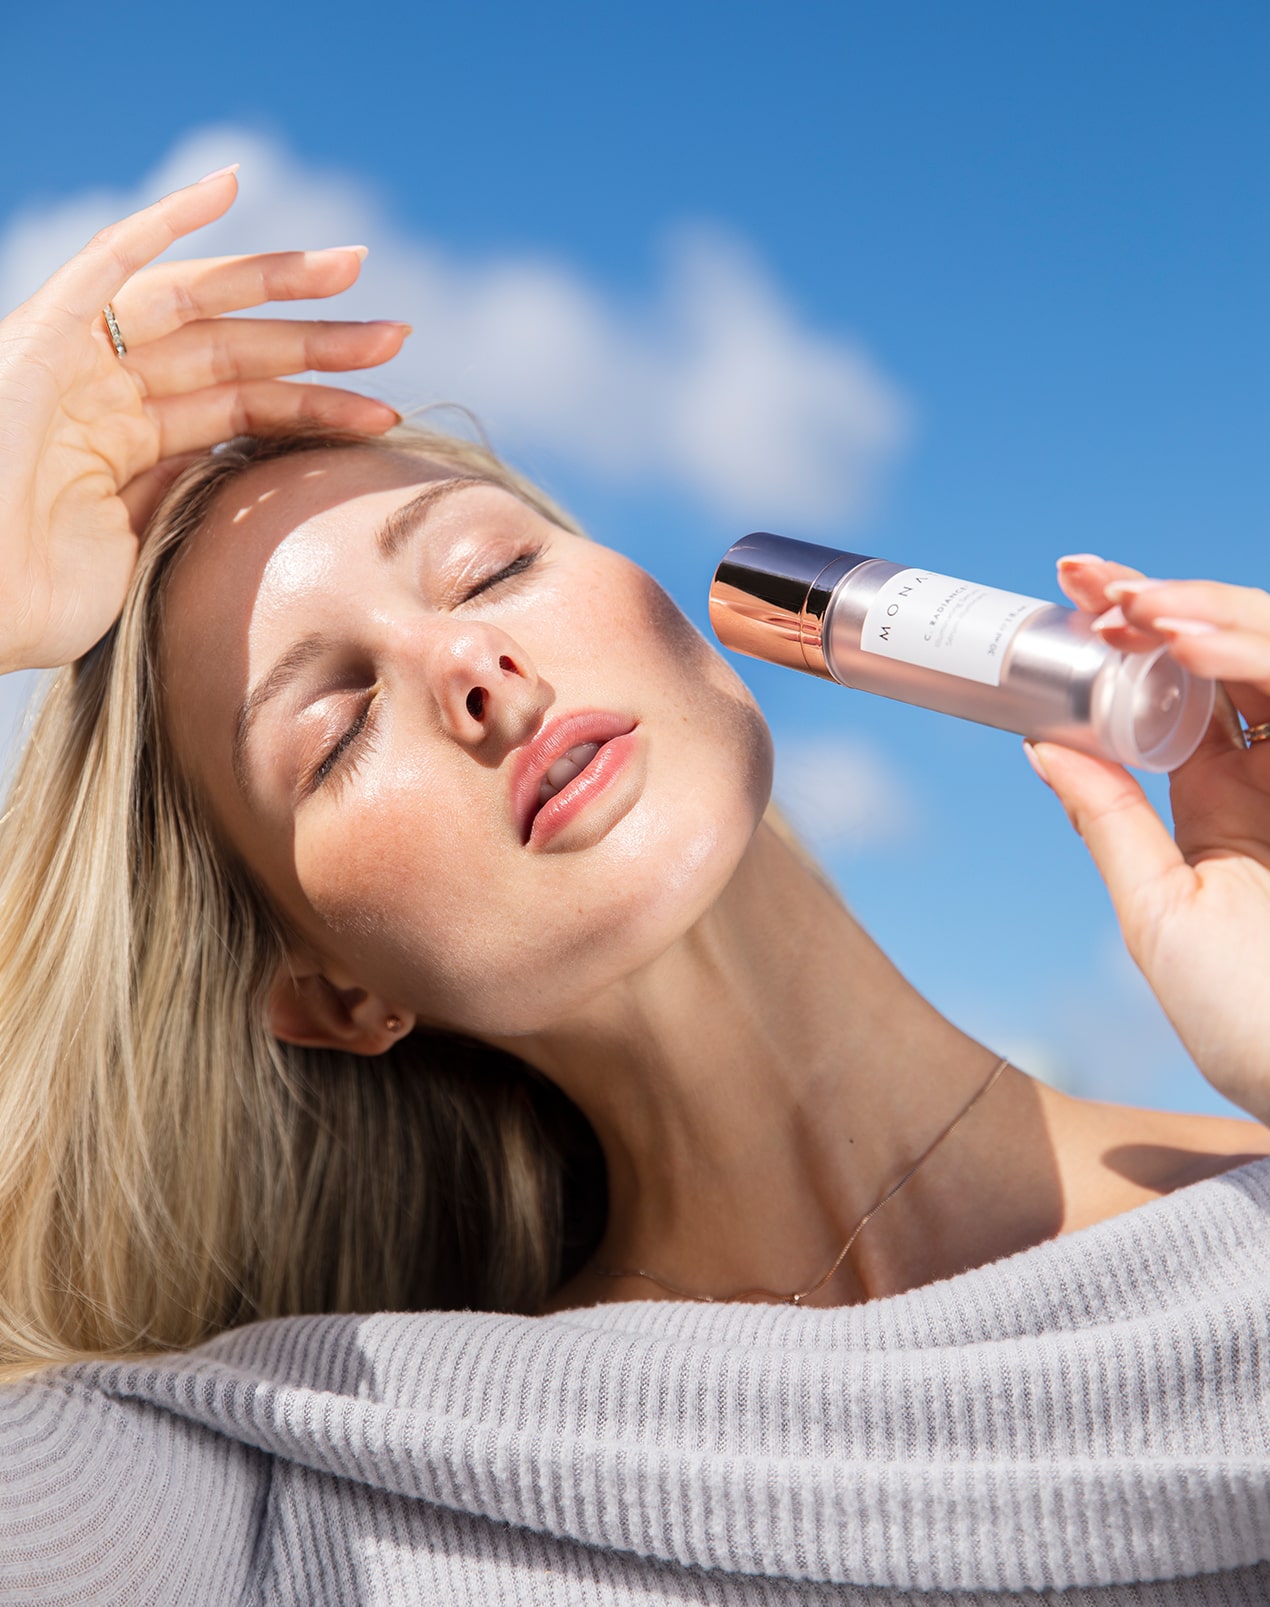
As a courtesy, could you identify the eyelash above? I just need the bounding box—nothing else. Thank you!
[460,544,543,602]
[307,544,544,795]
[307,697,379,797]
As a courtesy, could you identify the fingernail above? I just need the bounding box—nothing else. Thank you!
[197,163,240,184]
[1104,577,1163,602]
[1056,553,1105,567]
[1023,741,1052,788]
[1091,606,1127,633]
[1153,616,1218,636]
[314,245,369,262]
[369,321,412,334]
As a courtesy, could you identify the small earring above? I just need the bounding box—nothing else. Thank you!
[384,1015,402,1034]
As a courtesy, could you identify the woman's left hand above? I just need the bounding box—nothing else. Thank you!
[1026,555,1270,1125]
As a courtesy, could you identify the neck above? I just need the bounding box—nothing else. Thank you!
[504,818,1024,1306]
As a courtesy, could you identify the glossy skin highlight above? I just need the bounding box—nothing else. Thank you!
[161,448,773,1040]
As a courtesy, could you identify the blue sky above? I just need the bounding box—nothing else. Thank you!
[2,1,1267,1113]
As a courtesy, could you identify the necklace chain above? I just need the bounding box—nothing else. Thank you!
[586,1055,1011,1307]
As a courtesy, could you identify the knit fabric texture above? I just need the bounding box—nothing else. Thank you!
[3,1157,1270,1605]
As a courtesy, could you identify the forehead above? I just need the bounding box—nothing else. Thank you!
[165,445,453,643]
[159,446,458,765]
[197,445,455,561]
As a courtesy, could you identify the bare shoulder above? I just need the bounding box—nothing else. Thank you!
[1084,1098,1270,1182]
[1041,1084,1270,1232]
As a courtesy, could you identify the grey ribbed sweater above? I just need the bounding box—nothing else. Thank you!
[4,1158,1270,1605]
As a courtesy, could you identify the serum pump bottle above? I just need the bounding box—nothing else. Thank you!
[709,533,1215,772]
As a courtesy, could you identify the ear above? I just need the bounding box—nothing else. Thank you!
[267,964,416,1057]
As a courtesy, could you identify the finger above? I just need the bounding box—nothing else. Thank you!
[126,317,411,397]
[1082,610,1269,751]
[1076,618,1268,756]
[1023,740,1193,946]
[1116,581,1270,725]
[1087,605,1163,656]
[144,378,401,458]
[37,167,241,326]
[110,245,372,346]
[1055,554,1145,615]
[1107,577,1270,636]
[1157,620,1270,710]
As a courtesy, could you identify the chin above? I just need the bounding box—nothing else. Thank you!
[619,658,774,940]
[459,717,773,1040]
[585,739,775,1008]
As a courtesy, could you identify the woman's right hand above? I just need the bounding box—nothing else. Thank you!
[0,165,408,674]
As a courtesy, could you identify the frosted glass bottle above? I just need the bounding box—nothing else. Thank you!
[709,533,1214,772]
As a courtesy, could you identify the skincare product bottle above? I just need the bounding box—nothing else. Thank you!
[709,533,1215,771]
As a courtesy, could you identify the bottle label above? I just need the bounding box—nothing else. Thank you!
[860,568,1050,686]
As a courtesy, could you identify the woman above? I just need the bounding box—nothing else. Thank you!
[2,170,1269,1603]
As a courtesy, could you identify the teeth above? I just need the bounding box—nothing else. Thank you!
[538,741,600,807]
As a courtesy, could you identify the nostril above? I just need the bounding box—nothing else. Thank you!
[466,687,486,720]
[498,655,516,674]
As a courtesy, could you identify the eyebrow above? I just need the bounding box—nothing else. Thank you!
[375,475,495,560]
[231,475,496,794]
[232,633,332,794]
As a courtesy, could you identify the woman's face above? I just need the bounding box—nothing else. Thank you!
[161,447,772,1038]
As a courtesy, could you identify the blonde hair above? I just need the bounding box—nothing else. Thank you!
[0,422,606,1380]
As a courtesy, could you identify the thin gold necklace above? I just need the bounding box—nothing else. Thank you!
[586,1055,1011,1307]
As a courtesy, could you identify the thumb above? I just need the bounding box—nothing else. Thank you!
[1023,740,1189,939]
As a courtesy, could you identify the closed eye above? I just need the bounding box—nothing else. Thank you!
[461,545,543,603]
[305,547,543,799]
[306,694,379,796]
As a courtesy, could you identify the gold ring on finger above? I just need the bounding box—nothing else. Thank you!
[101,303,127,359]
[1245,720,1270,747]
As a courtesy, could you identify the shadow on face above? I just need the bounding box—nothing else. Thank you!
[157,445,774,1042]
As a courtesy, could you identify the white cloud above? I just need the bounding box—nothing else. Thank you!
[0,125,910,528]
[773,734,920,850]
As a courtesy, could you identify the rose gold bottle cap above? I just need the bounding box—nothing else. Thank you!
[709,532,868,680]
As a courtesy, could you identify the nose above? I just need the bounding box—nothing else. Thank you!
[428,620,547,755]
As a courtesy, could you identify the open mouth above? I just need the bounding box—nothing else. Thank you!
[536,741,602,811]
[512,712,638,846]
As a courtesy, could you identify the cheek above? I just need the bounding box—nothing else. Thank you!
[633,566,774,809]
[290,769,583,1032]
[635,566,714,659]
[292,769,501,1009]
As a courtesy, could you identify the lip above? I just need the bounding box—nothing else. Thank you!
[510,709,639,847]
